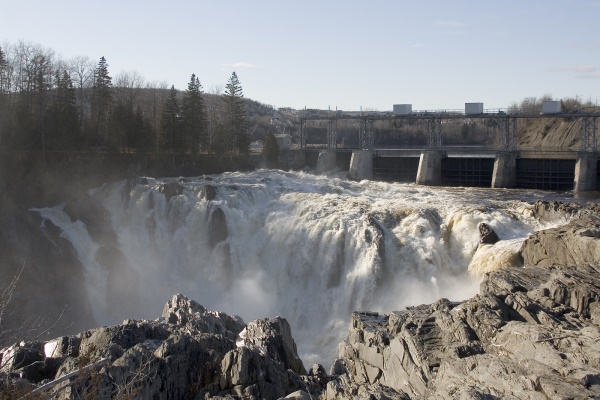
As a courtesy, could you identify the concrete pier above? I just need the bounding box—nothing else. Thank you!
[348,150,373,180]
[315,151,337,174]
[492,152,517,188]
[574,153,597,191]
[416,151,443,186]
[279,150,306,170]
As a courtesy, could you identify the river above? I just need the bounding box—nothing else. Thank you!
[34,169,584,365]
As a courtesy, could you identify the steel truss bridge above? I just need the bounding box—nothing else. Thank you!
[299,112,599,155]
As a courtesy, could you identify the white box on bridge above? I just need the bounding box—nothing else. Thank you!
[465,103,484,114]
[275,134,291,150]
[542,101,561,114]
[393,104,412,115]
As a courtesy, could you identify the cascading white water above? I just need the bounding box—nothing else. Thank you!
[34,169,569,365]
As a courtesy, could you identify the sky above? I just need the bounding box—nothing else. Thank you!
[2,0,599,111]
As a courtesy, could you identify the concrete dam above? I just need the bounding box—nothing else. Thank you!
[281,103,598,191]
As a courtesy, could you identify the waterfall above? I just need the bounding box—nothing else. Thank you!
[34,169,563,365]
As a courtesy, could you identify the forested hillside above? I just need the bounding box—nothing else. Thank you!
[0,40,286,159]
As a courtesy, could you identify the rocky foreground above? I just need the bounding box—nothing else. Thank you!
[2,201,600,399]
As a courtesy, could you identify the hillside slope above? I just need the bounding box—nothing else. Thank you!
[518,117,582,150]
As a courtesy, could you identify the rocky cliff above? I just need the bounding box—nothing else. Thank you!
[325,201,600,399]
[0,294,324,399]
[2,201,600,399]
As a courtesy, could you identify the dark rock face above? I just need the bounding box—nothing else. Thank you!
[199,184,218,201]
[208,207,229,248]
[1,294,323,399]
[158,181,184,200]
[478,222,500,244]
[0,195,97,346]
[531,199,581,223]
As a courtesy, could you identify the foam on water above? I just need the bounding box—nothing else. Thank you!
[33,169,573,365]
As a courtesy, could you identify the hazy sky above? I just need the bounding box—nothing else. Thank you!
[3,0,599,111]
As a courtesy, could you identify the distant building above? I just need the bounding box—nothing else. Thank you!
[275,134,291,150]
[393,104,412,115]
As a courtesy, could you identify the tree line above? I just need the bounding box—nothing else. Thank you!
[0,40,250,157]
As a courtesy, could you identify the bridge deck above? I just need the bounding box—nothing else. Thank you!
[300,111,598,121]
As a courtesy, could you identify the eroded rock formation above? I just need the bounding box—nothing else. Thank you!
[0,294,324,399]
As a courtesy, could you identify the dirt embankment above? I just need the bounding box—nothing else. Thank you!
[518,117,582,150]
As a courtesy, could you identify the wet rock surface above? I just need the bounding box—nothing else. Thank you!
[478,222,500,245]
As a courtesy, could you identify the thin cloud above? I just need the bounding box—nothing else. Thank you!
[411,43,425,48]
[549,66,596,73]
[576,73,600,79]
[223,62,258,68]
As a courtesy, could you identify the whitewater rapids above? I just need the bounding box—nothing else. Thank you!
[35,169,569,365]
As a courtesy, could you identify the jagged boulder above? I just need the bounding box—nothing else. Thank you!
[162,293,245,341]
[242,317,306,375]
[43,336,81,358]
[521,214,600,267]
[478,222,500,245]
[0,341,44,373]
[215,317,323,399]
[219,346,309,399]
[78,320,172,361]
[333,300,483,399]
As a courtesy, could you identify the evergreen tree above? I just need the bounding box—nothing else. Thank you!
[133,105,153,153]
[262,129,280,168]
[222,72,248,154]
[181,73,208,153]
[91,56,113,147]
[111,101,133,152]
[15,53,53,153]
[48,71,79,149]
[210,122,227,155]
[161,85,181,153]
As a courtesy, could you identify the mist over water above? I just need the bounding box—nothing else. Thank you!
[35,170,574,365]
